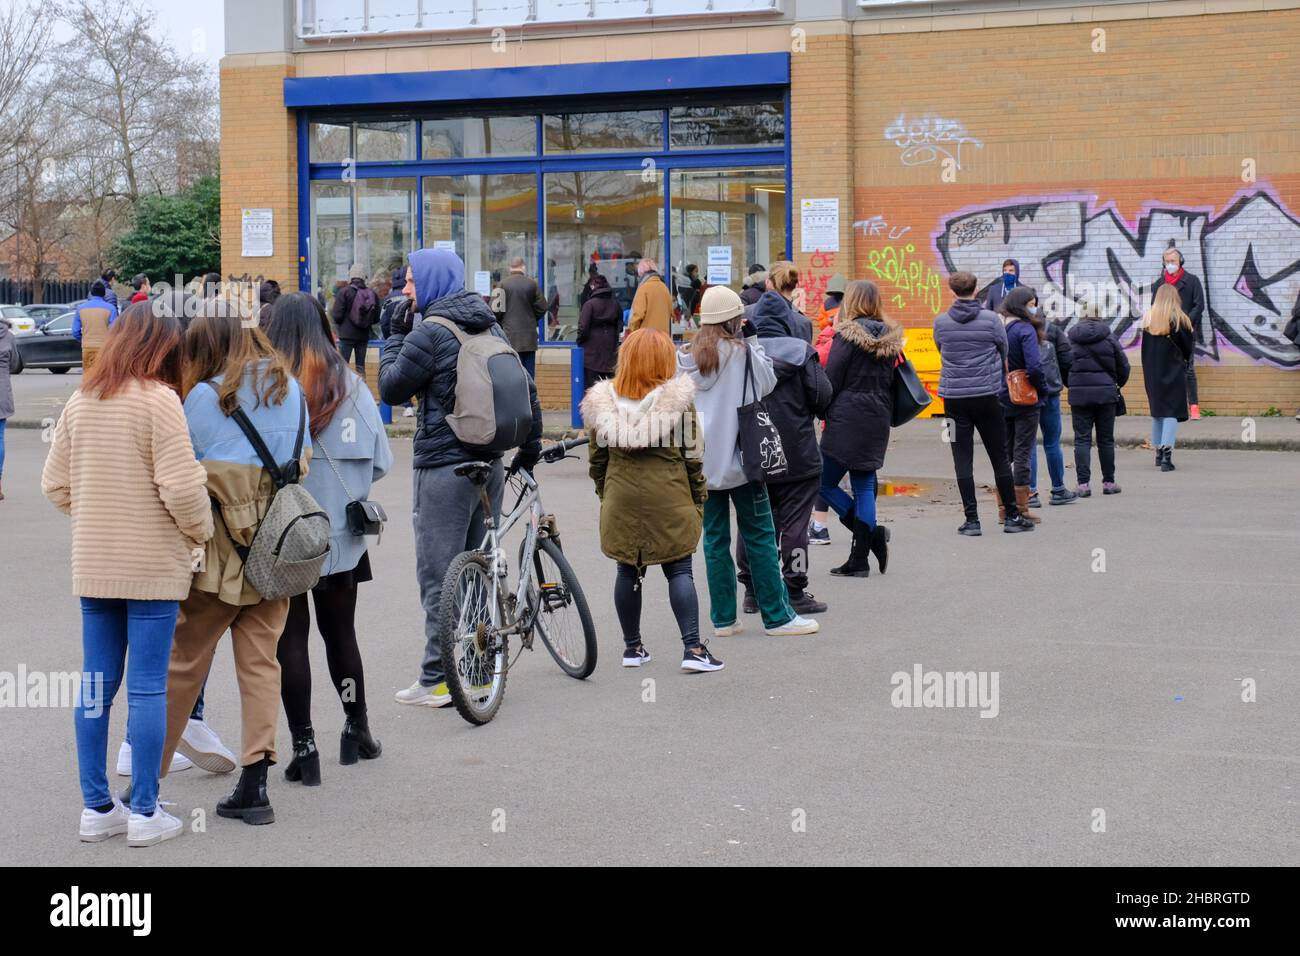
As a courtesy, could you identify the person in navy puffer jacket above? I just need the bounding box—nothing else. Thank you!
[997,286,1046,523]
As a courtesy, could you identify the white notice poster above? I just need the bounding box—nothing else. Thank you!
[800,198,839,253]
[473,271,492,296]
[707,245,732,267]
[707,264,732,285]
[241,208,273,258]
[434,240,456,252]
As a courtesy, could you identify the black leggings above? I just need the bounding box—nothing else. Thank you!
[1004,408,1041,486]
[614,557,700,650]
[944,394,1018,521]
[277,585,368,734]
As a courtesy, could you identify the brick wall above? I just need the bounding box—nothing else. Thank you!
[219,54,301,291]
[846,8,1300,413]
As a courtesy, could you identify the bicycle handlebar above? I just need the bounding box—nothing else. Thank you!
[540,435,590,464]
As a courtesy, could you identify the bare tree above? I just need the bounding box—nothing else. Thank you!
[0,1,42,161]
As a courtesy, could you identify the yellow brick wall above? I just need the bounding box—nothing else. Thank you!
[220,55,301,290]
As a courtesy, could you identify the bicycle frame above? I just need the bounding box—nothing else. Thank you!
[472,469,547,638]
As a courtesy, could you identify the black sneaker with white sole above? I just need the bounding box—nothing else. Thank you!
[681,645,724,673]
[808,524,831,546]
[622,645,651,667]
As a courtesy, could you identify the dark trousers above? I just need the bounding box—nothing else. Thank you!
[614,557,700,650]
[277,584,368,734]
[944,394,1018,521]
[519,350,536,379]
[735,475,819,597]
[339,338,368,372]
[1071,402,1117,485]
[1186,356,1199,405]
[584,367,612,394]
[1004,408,1041,486]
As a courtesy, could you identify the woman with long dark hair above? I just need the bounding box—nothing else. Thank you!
[265,293,392,783]
[42,303,213,846]
[997,286,1047,523]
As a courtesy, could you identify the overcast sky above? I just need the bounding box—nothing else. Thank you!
[147,0,226,69]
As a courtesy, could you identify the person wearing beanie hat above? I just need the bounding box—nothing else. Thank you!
[677,285,820,638]
[331,264,379,372]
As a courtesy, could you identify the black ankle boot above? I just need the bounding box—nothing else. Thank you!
[216,756,275,825]
[1160,447,1176,471]
[283,726,320,786]
[340,712,382,765]
[830,520,872,577]
[868,524,890,573]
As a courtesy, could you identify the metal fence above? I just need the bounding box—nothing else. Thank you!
[0,279,98,306]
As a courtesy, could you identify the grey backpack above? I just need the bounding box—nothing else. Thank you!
[227,395,330,600]
[426,315,533,452]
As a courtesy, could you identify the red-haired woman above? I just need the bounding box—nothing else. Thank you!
[581,329,722,672]
[265,293,392,784]
[42,303,214,847]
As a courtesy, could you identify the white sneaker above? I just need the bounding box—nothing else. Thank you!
[713,621,744,638]
[765,615,820,636]
[116,741,193,776]
[403,406,415,417]
[176,718,237,774]
[79,799,129,842]
[127,807,183,847]
[394,680,452,707]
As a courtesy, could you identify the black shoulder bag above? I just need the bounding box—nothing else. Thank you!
[736,343,789,483]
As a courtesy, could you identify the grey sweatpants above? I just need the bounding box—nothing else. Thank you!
[413,459,504,687]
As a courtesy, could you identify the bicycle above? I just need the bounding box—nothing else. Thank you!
[437,437,598,725]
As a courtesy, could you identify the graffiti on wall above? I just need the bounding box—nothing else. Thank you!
[864,242,944,317]
[798,249,837,313]
[934,189,1300,367]
[884,114,983,170]
[853,215,911,240]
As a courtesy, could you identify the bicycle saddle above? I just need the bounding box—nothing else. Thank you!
[453,461,494,484]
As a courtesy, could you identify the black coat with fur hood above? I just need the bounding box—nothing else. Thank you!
[580,375,707,567]
[820,316,905,472]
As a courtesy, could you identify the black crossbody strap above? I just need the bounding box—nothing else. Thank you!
[742,342,754,405]
[228,406,285,488]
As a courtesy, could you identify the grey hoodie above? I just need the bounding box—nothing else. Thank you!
[677,336,776,491]
[0,323,15,420]
[933,297,1008,399]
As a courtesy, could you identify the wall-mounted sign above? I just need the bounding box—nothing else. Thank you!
[800,198,839,253]
[241,208,273,258]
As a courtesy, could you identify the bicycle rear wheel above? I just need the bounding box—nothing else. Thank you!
[529,537,597,679]
[438,550,508,725]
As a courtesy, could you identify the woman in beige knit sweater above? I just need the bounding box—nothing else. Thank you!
[42,303,214,848]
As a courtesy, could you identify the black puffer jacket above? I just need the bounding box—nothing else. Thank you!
[576,277,622,374]
[1066,319,1130,406]
[379,289,542,469]
[753,331,833,484]
[751,289,814,344]
[820,316,904,472]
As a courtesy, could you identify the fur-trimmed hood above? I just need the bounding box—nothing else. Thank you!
[832,315,905,358]
[580,374,696,450]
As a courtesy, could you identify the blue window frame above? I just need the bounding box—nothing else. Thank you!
[292,54,791,344]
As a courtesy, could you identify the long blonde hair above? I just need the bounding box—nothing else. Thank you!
[1145,284,1193,337]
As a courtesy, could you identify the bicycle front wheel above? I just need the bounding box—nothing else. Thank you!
[438,551,508,725]
[530,537,598,679]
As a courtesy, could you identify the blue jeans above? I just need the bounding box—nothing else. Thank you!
[1152,417,1179,448]
[75,598,178,815]
[819,456,877,529]
[0,417,7,478]
[519,350,536,379]
[1030,394,1066,492]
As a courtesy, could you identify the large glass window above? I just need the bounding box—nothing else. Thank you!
[670,101,785,150]
[310,178,416,310]
[543,110,663,155]
[422,116,536,159]
[544,169,664,342]
[422,174,538,292]
[310,121,351,163]
[356,121,416,162]
[310,180,354,301]
[670,167,786,304]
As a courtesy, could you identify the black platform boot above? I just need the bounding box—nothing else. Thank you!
[216,756,275,825]
[830,519,872,577]
[340,712,382,765]
[869,524,890,573]
[283,726,320,786]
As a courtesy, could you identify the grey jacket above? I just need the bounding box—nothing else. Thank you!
[496,271,547,354]
[933,297,1008,399]
[677,336,776,491]
[0,324,15,420]
[303,375,394,576]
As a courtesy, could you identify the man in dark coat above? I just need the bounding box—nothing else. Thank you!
[1067,306,1130,493]
[983,259,1027,312]
[330,265,380,372]
[1150,245,1207,419]
[380,249,543,707]
[495,257,548,378]
[736,293,834,616]
[576,273,622,393]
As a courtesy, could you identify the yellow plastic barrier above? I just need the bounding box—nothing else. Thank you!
[901,327,943,419]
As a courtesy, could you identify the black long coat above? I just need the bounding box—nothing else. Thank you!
[820,317,904,472]
[1140,325,1195,420]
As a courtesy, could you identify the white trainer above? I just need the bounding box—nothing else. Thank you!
[176,718,237,774]
[765,615,820,636]
[127,807,183,847]
[79,799,129,843]
[394,680,452,707]
[713,621,744,638]
[116,741,193,776]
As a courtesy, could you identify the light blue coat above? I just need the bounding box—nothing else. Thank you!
[304,375,393,576]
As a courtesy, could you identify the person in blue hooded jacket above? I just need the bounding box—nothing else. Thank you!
[379,249,543,709]
[983,258,1027,313]
[997,286,1047,523]
[72,280,119,341]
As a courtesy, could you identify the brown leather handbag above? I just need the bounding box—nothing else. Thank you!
[1005,366,1039,406]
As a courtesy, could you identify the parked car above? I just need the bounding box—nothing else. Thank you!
[0,304,36,333]
[12,311,80,373]
[24,303,70,327]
